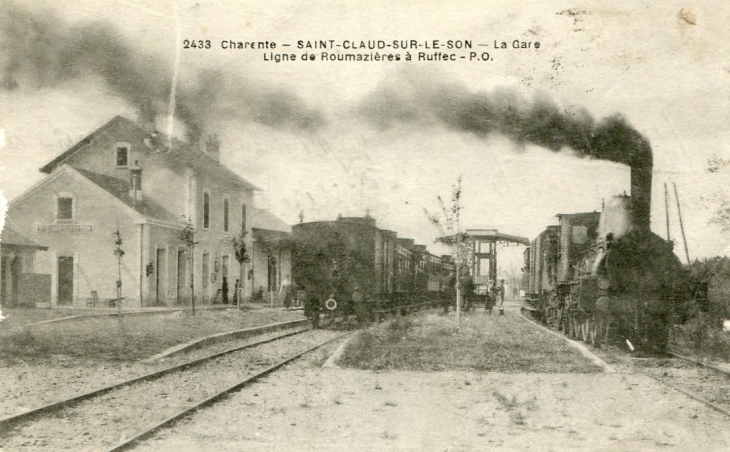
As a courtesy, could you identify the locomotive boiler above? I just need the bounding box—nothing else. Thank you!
[523,167,685,351]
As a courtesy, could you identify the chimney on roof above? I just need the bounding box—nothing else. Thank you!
[129,160,143,207]
[204,134,221,161]
[137,100,156,133]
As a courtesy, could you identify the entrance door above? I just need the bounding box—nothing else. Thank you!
[177,249,186,304]
[57,256,74,306]
[201,253,210,303]
[156,248,167,305]
[221,255,229,303]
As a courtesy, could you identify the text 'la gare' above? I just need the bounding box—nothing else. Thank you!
[494,40,541,49]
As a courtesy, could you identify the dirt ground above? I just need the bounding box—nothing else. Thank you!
[133,367,730,452]
[130,310,730,452]
[4,307,729,451]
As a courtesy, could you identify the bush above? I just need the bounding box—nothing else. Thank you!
[673,257,730,358]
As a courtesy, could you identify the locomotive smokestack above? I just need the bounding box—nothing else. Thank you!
[630,165,652,232]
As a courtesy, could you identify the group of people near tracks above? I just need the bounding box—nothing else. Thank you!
[443,271,506,315]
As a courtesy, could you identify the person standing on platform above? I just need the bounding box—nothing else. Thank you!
[459,270,475,312]
[490,281,500,313]
[222,277,229,304]
[499,279,506,314]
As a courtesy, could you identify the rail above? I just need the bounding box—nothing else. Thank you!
[105,332,352,452]
[0,326,310,432]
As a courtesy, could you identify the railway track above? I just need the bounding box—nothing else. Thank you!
[629,349,730,418]
[0,328,347,451]
[520,306,730,419]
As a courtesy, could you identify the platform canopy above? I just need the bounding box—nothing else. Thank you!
[438,229,529,287]
[438,229,529,247]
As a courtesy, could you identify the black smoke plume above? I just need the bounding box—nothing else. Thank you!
[357,71,653,230]
[0,2,323,138]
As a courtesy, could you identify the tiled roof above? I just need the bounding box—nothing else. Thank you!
[75,168,182,224]
[0,227,48,249]
[251,208,291,233]
[40,116,259,191]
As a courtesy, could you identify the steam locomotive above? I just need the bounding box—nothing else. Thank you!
[291,216,451,322]
[522,167,686,352]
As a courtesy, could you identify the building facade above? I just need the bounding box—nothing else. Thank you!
[5,115,266,307]
[250,207,292,305]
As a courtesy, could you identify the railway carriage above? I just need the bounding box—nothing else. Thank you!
[291,216,446,323]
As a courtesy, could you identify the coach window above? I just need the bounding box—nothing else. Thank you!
[115,143,130,168]
[203,191,211,230]
[57,195,74,222]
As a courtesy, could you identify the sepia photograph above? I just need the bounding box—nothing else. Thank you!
[1,0,729,450]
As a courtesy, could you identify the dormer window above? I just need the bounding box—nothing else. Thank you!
[115,143,131,167]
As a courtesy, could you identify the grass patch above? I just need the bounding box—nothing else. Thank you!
[0,309,302,364]
[338,313,603,373]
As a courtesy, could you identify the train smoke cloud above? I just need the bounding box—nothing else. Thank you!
[357,70,654,231]
[0,3,323,139]
[357,71,652,169]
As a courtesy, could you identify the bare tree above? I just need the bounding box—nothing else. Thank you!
[180,219,198,315]
[425,176,468,325]
[232,227,251,308]
[113,228,124,316]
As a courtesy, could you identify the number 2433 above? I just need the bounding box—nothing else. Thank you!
[183,40,212,49]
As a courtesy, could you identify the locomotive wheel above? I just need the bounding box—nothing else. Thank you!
[547,308,560,329]
[564,312,573,336]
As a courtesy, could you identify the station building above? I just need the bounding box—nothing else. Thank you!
[4,114,289,308]
[250,207,292,304]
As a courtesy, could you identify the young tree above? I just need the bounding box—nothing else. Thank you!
[232,227,250,308]
[425,176,468,325]
[113,228,124,316]
[180,219,198,315]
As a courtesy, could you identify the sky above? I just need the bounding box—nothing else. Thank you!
[1,0,729,269]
